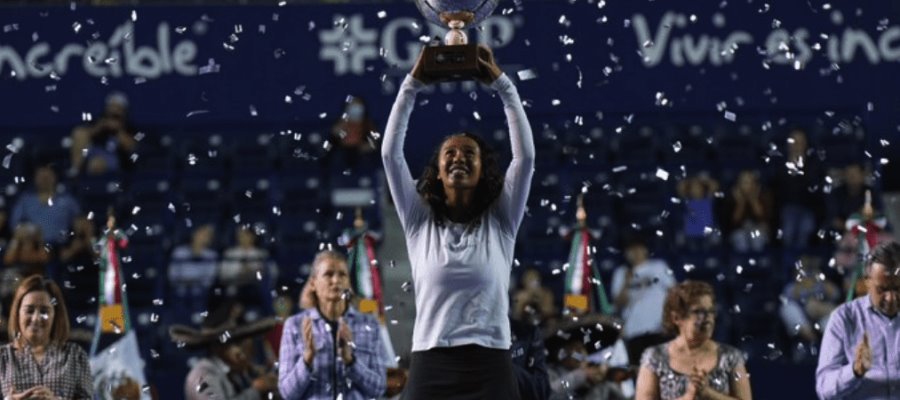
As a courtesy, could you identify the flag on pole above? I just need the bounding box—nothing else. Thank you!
[89,214,150,399]
[563,195,613,314]
[845,190,887,302]
[339,208,397,367]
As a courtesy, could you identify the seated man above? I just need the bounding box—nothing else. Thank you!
[278,250,386,399]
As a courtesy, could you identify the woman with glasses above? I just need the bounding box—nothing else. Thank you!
[635,281,752,400]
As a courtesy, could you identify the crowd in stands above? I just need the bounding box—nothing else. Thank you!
[0,90,895,399]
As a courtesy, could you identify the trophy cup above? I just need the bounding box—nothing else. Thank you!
[415,0,500,81]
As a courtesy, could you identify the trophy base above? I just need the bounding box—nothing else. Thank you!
[422,44,480,82]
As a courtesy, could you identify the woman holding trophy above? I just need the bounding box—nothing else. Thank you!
[381,2,534,398]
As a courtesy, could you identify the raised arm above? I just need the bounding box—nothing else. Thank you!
[381,73,428,233]
[491,72,535,235]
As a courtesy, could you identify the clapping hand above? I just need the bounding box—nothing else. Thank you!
[338,317,355,365]
[853,332,872,377]
[10,386,57,400]
[302,317,315,366]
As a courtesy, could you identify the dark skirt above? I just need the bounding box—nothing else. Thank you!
[402,344,521,400]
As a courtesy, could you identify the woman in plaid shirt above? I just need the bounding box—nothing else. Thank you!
[279,250,387,400]
[0,276,92,399]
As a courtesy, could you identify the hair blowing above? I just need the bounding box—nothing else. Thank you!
[416,132,505,231]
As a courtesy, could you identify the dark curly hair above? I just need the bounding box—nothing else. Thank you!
[417,132,504,230]
[662,280,715,335]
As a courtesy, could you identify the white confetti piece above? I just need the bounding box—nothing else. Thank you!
[655,168,669,181]
[517,69,537,81]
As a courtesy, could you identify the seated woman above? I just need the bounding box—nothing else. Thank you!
[0,275,92,399]
[636,281,752,400]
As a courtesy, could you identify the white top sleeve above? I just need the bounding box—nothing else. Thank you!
[381,75,429,234]
[490,74,535,235]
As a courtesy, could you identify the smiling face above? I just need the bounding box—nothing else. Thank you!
[18,290,55,346]
[437,135,482,192]
[311,256,351,304]
[674,295,716,344]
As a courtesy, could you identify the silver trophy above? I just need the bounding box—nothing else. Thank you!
[414,0,500,81]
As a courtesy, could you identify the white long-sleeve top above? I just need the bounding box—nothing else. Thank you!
[382,74,535,351]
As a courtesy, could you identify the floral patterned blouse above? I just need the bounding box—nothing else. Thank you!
[641,341,745,400]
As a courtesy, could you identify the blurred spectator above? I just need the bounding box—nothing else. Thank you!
[0,198,11,249]
[546,316,627,400]
[779,256,840,345]
[58,216,95,266]
[512,268,557,327]
[170,300,279,400]
[217,227,277,311]
[723,170,774,253]
[509,317,551,400]
[881,156,900,233]
[1,223,50,316]
[10,165,81,247]
[327,96,378,166]
[69,92,137,176]
[167,224,218,324]
[676,173,720,250]
[635,281,752,400]
[611,237,676,364]
[773,129,825,249]
[827,164,880,231]
[265,293,295,361]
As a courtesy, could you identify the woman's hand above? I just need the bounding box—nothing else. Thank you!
[410,49,437,85]
[10,386,57,400]
[338,318,355,365]
[302,317,315,366]
[476,45,503,85]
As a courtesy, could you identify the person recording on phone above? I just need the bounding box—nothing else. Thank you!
[816,241,900,400]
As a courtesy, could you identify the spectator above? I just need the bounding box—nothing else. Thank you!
[10,165,80,247]
[218,227,277,312]
[881,154,900,233]
[0,197,11,249]
[1,223,50,316]
[278,250,387,399]
[636,281,752,400]
[676,173,720,249]
[723,170,774,253]
[546,315,627,400]
[816,241,900,399]
[167,224,218,324]
[170,300,279,400]
[773,129,825,249]
[509,317,551,400]
[0,275,92,399]
[69,92,137,176]
[327,96,379,167]
[511,268,557,327]
[611,236,676,364]
[827,164,880,231]
[57,216,99,312]
[779,256,840,345]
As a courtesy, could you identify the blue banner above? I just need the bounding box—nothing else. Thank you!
[1,1,897,151]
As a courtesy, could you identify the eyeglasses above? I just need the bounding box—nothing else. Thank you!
[687,308,716,319]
